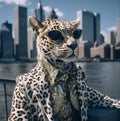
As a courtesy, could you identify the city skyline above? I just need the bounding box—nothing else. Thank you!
[0,0,120,61]
[0,0,120,35]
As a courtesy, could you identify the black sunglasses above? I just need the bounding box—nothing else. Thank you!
[73,29,82,39]
[48,30,64,43]
[48,29,82,43]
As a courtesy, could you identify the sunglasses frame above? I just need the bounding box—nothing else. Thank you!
[47,29,81,43]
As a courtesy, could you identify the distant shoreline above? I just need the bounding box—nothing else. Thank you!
[0,58,120,64]
[77,58,120,63]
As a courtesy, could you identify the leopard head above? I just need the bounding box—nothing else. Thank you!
[29,16,82,70]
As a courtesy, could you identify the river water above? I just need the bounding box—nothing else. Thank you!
[0,62,120,99]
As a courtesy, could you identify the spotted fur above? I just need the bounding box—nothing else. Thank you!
[8,17,120,121]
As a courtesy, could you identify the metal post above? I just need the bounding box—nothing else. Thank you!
[3,83,8,121]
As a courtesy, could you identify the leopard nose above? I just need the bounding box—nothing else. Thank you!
[67,43,77,50]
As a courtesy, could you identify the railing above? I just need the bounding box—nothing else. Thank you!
[0,79,15,121]
[0,79,120,121]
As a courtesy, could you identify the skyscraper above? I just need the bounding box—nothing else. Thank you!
[27,27,37,60]
[34,0,45,22]
[94,13,101,45]
[30,0,45,60]
[77,10,101,45]
[100,33,105,45]
[0,21,14,60]
[48,8,58,19]
[116,18,120,44]
[14,6,28,59]
[106,30,116,45]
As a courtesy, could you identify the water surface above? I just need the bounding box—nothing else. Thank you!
[0,62,120,99]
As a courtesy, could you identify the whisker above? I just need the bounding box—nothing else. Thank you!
[41,49,81,54]
[53,50,80,52]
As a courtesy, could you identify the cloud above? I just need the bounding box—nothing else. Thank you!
[108,26,117,31]
[0,0,27,5]
[54,8,64,17]
[101,26,117,38]
[43,6,52,13]
[101,31,106,37]
[43,6,64,17]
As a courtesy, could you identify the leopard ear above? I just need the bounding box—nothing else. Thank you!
[29,16,44,34]
[70,19,80,28]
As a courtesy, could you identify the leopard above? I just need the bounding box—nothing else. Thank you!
[8,16,120,121]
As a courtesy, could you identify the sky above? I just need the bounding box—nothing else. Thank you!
[0,0,120,35]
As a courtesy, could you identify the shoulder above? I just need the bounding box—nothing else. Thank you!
[15,73,29,84]
[15,64,47,88]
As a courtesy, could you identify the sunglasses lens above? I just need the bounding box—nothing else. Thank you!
[48,30,64,43]
[73,29,82,39]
